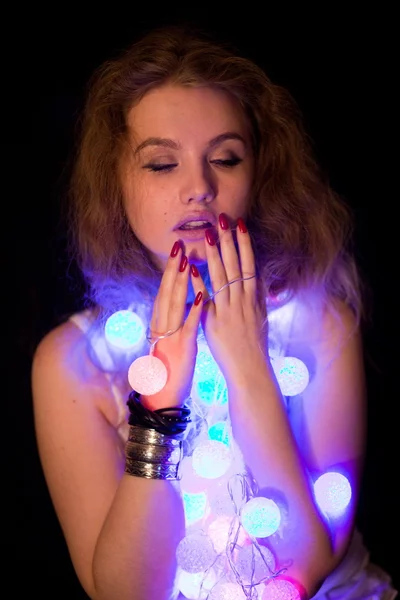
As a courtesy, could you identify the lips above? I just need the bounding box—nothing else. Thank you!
[174,212,217,231]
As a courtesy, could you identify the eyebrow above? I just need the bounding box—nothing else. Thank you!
[133,132,248,155]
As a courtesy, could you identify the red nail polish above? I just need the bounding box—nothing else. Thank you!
[219,213,229,230]
[170,241,181,257]
[194,291,203,306]
[179,255,188,272]
[190,264,199,277]
[205,228,217,246]
[237,218,247,233]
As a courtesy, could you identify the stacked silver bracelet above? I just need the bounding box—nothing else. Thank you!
[124,425,183,481]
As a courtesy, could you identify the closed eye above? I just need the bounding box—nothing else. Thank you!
[143,156,243,172]
[211,157,243,168]
[143,163,178,173]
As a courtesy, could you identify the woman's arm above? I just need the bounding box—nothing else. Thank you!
[189,217,366,598]
[32,245,203,600]
[32,321,185,600]
[228,300,366,596]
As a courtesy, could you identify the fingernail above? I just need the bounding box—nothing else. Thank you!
[179,255,188,272]
[205,228,217,246]
[170,240,181,257]
[194,291,203,306]
[237,218,247,233]
[219,213,229,230]
[190,264,199,277]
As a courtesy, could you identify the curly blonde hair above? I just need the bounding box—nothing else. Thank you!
[67,24,362,321]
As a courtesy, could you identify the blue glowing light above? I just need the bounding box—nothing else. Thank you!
[208,421,230,446]
[193,346,228,406]
[241,497,281,538]
[314,471,352,518]
[183,491,208,525]
[104,310,146,350]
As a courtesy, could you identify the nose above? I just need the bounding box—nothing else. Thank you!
[180,162,216,204]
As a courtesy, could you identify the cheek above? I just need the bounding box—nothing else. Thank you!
[124,180,170,241]
[224,177,253,216]
[123,180,150,235]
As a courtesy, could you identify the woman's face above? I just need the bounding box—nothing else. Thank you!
[121,83,254,269]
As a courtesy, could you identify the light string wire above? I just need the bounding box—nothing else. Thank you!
[193,471,285,599]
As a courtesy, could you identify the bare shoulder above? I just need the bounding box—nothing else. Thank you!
[32,317,121,427]
[289,292,361,366]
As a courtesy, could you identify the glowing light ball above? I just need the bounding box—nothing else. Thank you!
[176,533,217,574]
[177,567,217,599]
[193,347,228,406]
[208,581,248,600]
[180,457,210,494]
[208,482,237,518]
[192,440,232,479]
[183,491,208,526]
[208,421,230,446]
[235,544,276,583]
[314,471,352,518]
[262,577,303,600]
[104,310,145,350]
[207,515,248,553]
[241,497,281,538]
[271,357,309,396]
[127,354,167,395]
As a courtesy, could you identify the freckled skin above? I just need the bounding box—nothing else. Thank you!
[121,84,254,268]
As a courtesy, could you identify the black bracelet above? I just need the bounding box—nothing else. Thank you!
[127,391,191,436]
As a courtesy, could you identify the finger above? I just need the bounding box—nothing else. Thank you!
[190,265,215,337]
[167,254,190,330]
[204,227,229,307]
[236,218,257,299]
[151,240,183,334]
[184,287,204,339]
[217,212,243,304]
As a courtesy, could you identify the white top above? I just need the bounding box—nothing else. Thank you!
[69,305,397,600]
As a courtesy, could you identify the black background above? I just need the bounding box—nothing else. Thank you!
[8,4,397,597]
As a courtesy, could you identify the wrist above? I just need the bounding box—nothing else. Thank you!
[127,391,191,436]
[226,355,275,393]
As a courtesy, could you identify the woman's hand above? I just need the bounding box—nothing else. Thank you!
[141,242,203,410]
[191,213,268,386]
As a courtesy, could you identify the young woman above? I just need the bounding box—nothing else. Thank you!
[32,25,397,600]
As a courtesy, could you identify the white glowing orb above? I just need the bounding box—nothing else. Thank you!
[192,440,232,479]
[272,356,309,396]
[177,567,217,599]
[176,533,216,574]
[180,457,209,494]
[104,310,145,350]
[127,354,167,395]
[207,515,248,553]
[183,491,208,526]
[208,581,248,600]
[241,497,281,538]
[262,578,302,600]
[314,471,352,518]
[235,544,276,583]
